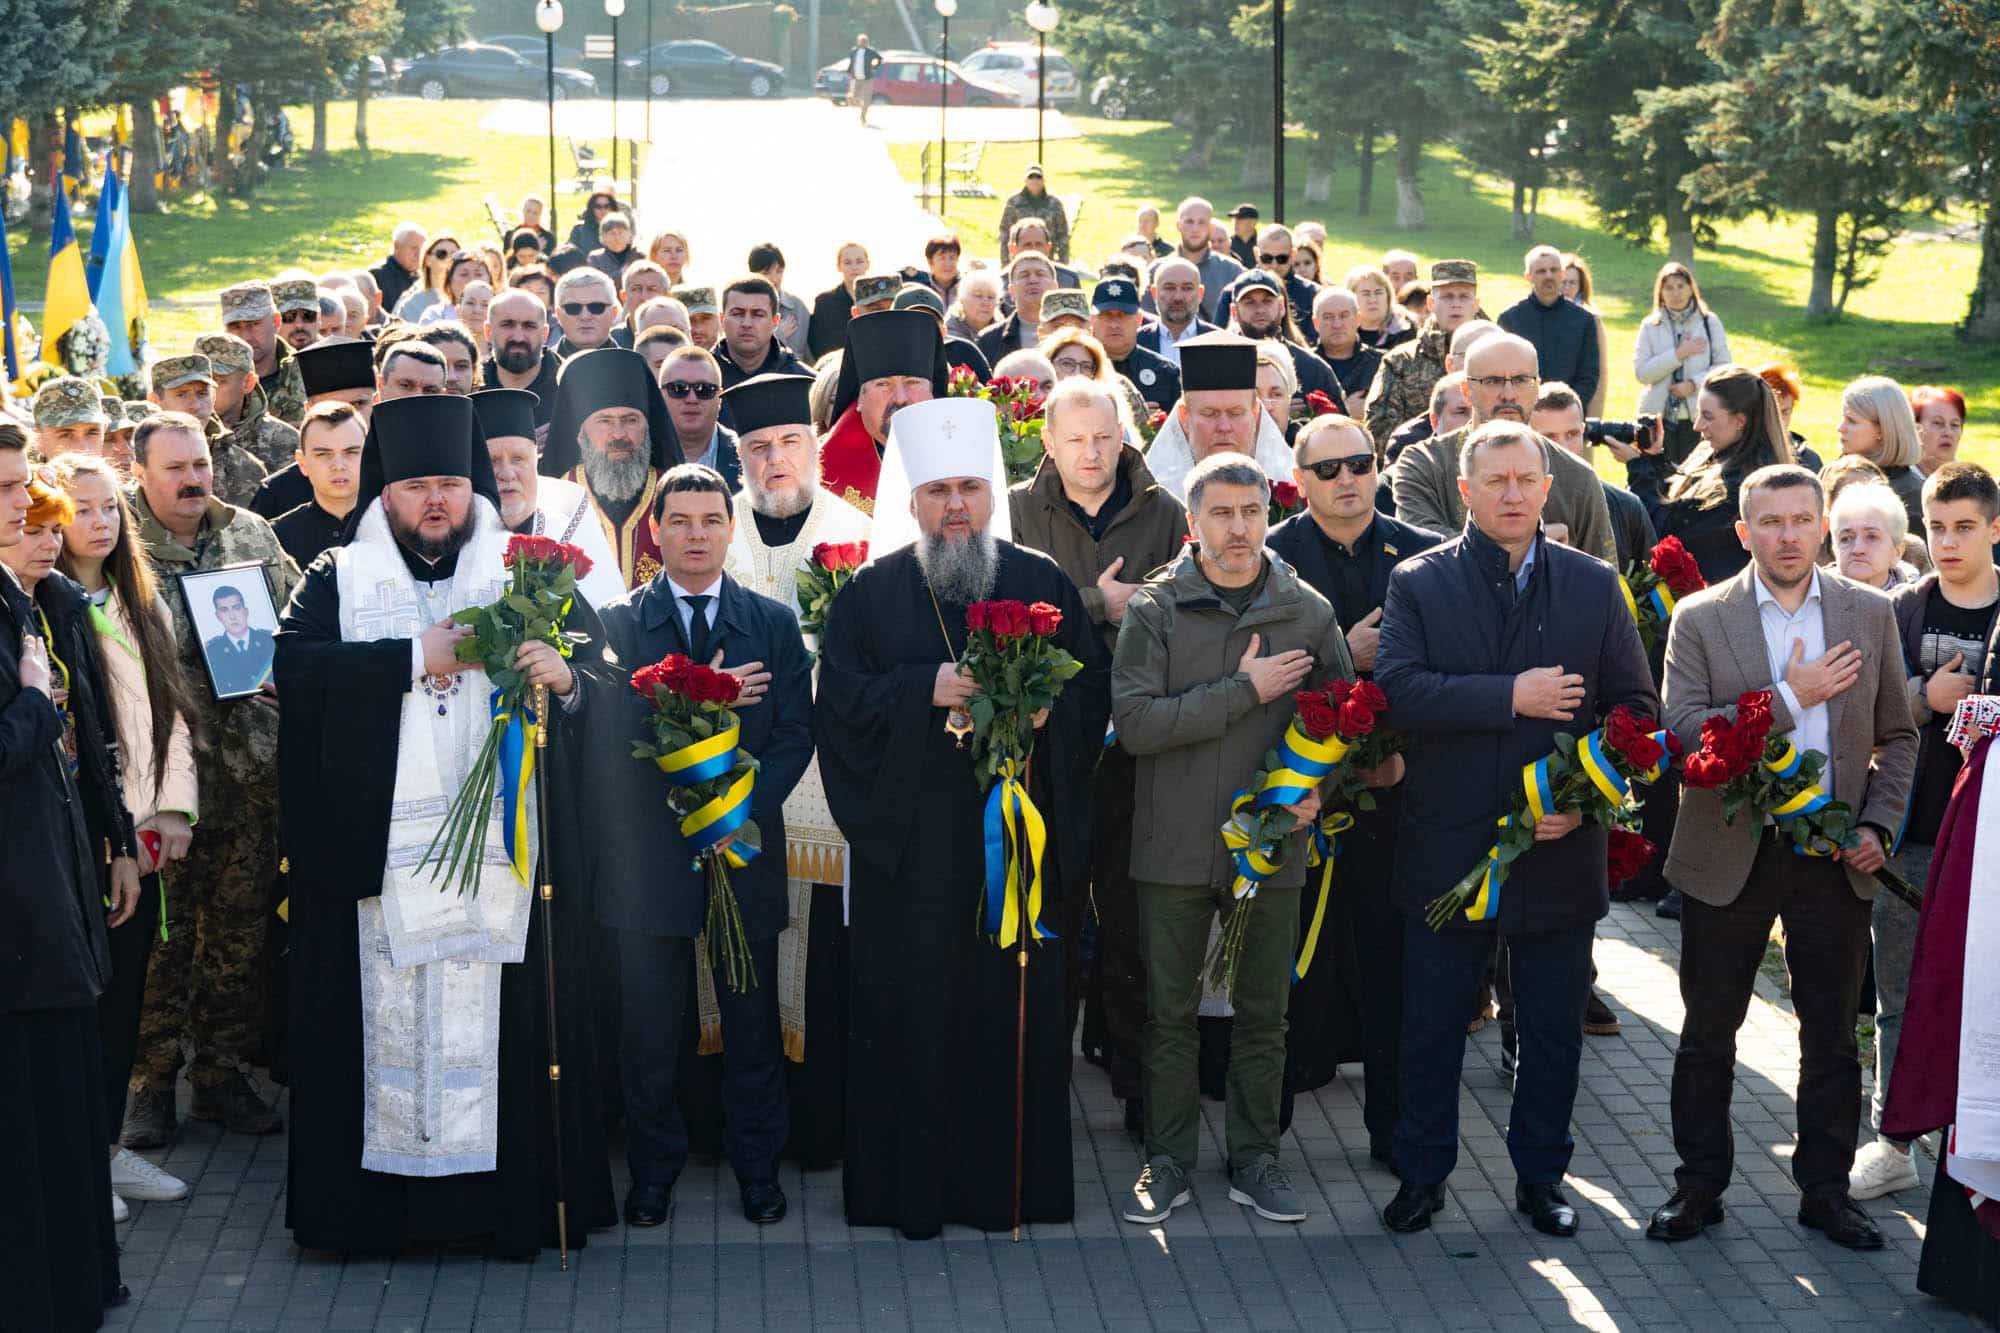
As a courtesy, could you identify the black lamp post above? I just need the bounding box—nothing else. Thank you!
[645,0,654,144]
[1024,2,1058,164]
[536,0,564,217]
[1272,0,1284,222]
[936,0,956,214]
[606,0,624,191]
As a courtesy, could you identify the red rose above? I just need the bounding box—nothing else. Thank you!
[709,669,743,705]
[996,600,1034,640]
[1648,536,1706,597]
[1606,829,1656,883]
[1027,601,1063,637]
[846,541,870,567]
[1304,389,1340,419]
[1604,706,1665,772]
[1682,752,1733,789]
[1270,481,1302,512]
[1352,681,1388,713]
[1328,679,1355,706]
[1147,409,1167,431]
[1298,698,1339,739]
[965,602,990,632]
[1338,698,1377,736]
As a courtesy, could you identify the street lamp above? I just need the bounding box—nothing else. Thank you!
[645,0,654,145]
[1024,1,1058,166]
[936,0,956,216]
[605,0,625,193]
[536,0,564,222]
[1272,0,1284,221]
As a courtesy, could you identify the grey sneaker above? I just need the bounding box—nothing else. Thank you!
[1123,1156,1191,1224]
[1229,1154,1307,1222]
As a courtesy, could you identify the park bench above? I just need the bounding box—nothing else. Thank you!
[567,137,604,191]
[944,141,991,198]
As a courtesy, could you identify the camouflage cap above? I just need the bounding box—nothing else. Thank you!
[891,283,946,318]
[151,354,217,393]
[1430,258,1478,288]
[120,400,158,428]
[32,375,113,427]
[98,393,124,420]
[673,286,718,315]
[271,278,320,314]
[852,274,901,306]
[219,281,275,323]
[194,332,257,377]
[1038,289,1091,325]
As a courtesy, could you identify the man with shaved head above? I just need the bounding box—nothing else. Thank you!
[478,288,561,428]
[1137,256,1221,370]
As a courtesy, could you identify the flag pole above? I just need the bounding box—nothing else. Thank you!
[1011,752,1034,1242]
[532,684,571,1270]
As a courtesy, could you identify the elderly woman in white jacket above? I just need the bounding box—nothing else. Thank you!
[1633,260,1730,464]
[54,454,201,1218]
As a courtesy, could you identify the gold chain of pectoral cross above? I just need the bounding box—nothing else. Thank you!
[926,577,975,748]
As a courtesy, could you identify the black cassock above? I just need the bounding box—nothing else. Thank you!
[816,541,1109,1238]
[274,545,616,1259]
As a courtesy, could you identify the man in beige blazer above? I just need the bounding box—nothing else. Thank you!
[1647,464,1917,1252]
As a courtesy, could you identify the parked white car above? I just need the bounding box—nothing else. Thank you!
[959,43,1080,106]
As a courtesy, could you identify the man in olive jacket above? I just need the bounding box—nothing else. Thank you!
[1008,378,1187,1129]
[1374,422,1656,1238]
[1112,453,1358,1228]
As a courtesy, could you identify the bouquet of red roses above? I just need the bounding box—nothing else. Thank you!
[948,366,1047,483]
[1267,480,1306,528]
[1425,705,1678,930]
[1680,689,1919,908]
[1138,407,1169,447]
[1621,535,1706,654]
[631,654,763,990]
[795,540,867,661]
[1281,678,1398,983]
[420,534,594,897]
[1607,828,1656,886]
[1292,388,1342,427]
[960,599,1085,947]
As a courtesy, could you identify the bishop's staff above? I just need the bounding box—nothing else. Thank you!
[532,683,571,1270]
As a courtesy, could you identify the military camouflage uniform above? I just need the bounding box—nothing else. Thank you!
[998,183,1072,262]
[263,339,306,428]
[1362,319,1450,450]
[204,415,272,508]
[129,491,300,1093]
[220,383,300,475]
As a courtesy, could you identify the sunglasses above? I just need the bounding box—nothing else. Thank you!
[662,380,720,400]
[1301,455,1376,480]
[280,310,318,324]
[560,301,612,316]
[1257,252,1292,265]
[429,247,456,260]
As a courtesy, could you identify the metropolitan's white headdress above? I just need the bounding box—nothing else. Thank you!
[868,397,1014,556]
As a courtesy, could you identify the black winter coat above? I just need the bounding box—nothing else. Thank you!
[1497,293,1601,412]
[1375,525,1658,932]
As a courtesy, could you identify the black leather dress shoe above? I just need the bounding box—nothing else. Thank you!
[1647,1187,1725,1242]
[1799,1191,1884,1250]
[741,1180,788,1224]
[1382,1181,1446,1232]
[1517,1181,1579,1236]
[624,1181,673,1228]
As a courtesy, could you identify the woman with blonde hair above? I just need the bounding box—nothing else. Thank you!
[1040,327,1143,435]
[1837,375,1926,533]
[947,268,1002,343]
[1561,253,1611,416]
[646,228,690,286]
[808,240,871,361]
[52,452,204,1215]
[1633,260,1730,464]
[1344,265,1415,351]
[1254,338,1301,442]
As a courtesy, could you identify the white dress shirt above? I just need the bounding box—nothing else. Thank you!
[665,573,723,647]
[1754,565,1833,797]
[1155,318,1201,370]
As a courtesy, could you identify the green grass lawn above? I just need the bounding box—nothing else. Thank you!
[894,119,1998,471]
[7,98,638,353]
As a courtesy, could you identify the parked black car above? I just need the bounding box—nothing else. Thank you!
[483,33,587,69]
[622,40,784,98]
[399,44,598,100]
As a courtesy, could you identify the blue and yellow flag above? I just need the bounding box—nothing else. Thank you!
[0,205,19,384]
[96,171,145,376]
[42,179,93,367]
[86,167,118,299]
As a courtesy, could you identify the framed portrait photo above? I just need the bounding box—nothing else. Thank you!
[179,562,282,701]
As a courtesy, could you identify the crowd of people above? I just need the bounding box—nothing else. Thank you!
[3,178,1997,1333]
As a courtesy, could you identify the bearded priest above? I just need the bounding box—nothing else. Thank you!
[815,396,1109,1238]
[541,347,678,589]
[274,395,615,1258]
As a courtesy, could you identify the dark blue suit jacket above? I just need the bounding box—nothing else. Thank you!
[589,571,813,939]
[1266,511,1444,636]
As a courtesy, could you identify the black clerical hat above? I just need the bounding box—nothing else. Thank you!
[1179,333,1258,392]
[722,372,814,437]
[470,387,539,443]
[296,339,376,397]
[352,395,500,520]
[830,309,950,428]
[540,346,673,477]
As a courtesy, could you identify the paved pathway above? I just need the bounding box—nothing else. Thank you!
[104,900,1976,1331]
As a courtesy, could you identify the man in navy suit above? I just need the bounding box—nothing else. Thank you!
[586,463,813,1229]
[203,583,275,695]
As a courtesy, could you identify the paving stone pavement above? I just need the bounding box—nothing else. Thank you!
[104,901,1977,1332]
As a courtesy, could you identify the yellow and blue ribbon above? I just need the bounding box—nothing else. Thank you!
[982,757,1053,947]
[492,689,538,887]
[1259,721,1350,808]
[1619,577,1640,624]
[1764,741,1836,856]
[1523,753,1557,826]
[657,716,742,784]
[656,724,761,870]
[1647,584,1678,621]
[1294,810,1355,982]
[1465,814,1513,922]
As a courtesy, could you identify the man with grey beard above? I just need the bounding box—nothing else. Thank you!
[814,398,1110,1237]
[540,347,677,588]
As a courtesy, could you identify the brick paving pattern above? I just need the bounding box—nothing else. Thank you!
[105,902,1977,1331]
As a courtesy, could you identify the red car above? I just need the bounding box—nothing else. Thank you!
[815,53,1021,107]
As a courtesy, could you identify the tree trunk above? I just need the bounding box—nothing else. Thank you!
[1239,111,1272,192]
[1805,205,1838,321]
[1961,192,2000,342]
[1663,195,1695,268]
[355,63,372,156]
[126,99,162,213]
[1303,131,1335,205]
[1179,113,1216,172]
[1356,126,1374,217]
[1394,126,1424,230]
[1510,179,1531,241]
[310,92,330,162]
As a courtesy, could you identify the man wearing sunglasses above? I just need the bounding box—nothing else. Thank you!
[220,281,307,428]
[656,347,742,490]
[1267,415,1442,1167]
[1215,224,1321,341]
[272,278,324,355]
[550,268,621,359]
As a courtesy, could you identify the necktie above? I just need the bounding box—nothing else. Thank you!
[683,593,713,664]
